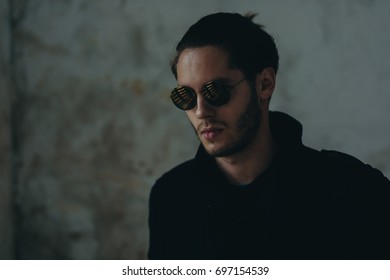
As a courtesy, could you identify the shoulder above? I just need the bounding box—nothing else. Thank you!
[155,159,197,186]
[319,149,388,181]
[149,159,197,200]
[298,146,390,195]
[319,149,370,167]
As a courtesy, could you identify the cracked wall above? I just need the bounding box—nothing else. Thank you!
[0,0,389,259]
[0,0,14,259]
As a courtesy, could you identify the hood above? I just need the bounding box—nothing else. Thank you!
[269,111,303,150]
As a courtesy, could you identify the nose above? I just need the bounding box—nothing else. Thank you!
[195,94,215,119]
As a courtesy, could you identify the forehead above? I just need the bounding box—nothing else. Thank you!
[176,46,240,87]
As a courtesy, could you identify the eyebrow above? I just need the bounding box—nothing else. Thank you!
[212,77,231,84]
[178,77,233,88]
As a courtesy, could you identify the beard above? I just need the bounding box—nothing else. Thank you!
[193,93,261,157]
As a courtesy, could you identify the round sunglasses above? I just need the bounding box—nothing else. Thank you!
[170,78,246,110]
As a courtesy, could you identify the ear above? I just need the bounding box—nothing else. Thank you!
[255,67,276,101]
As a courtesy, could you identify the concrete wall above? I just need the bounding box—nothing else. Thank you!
[0,0,389,259]
[0,0,14,259]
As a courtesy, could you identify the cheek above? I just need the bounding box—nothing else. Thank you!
[222,96,251,117]
[186,111,197,126]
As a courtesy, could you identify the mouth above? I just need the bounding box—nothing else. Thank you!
[200,127,223,141]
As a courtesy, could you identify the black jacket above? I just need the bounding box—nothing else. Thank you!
[148,112,390,259]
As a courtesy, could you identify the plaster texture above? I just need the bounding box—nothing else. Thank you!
[0,0,389,259]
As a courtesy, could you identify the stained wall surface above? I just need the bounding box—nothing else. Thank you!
[0,0,389,259]
[0,0,14,259]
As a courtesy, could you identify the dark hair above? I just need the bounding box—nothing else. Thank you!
[170,12,279,79]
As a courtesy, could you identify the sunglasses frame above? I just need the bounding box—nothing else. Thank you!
[170,77,246,110]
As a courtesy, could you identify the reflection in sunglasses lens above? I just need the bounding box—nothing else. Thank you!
[171,87,196,110]
[171,81,232,110]
[203,82,229,106]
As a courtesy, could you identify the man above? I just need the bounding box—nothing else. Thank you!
[148,12,390,259]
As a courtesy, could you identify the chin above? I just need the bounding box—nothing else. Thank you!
[203,143,222,156]
[204,143,236,158]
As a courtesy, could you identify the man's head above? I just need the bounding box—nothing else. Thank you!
[171,13,279,158]
[171,12,279,80]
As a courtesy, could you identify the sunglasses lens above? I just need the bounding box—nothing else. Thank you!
[171,81,232,110]
[170,86,196,110]
[203,82,230,106]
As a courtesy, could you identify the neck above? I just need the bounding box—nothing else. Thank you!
[215,113,275,185]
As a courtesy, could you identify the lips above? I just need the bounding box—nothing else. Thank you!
[200,127,223,141]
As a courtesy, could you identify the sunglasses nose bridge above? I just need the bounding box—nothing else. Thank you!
[194,92,216,119]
